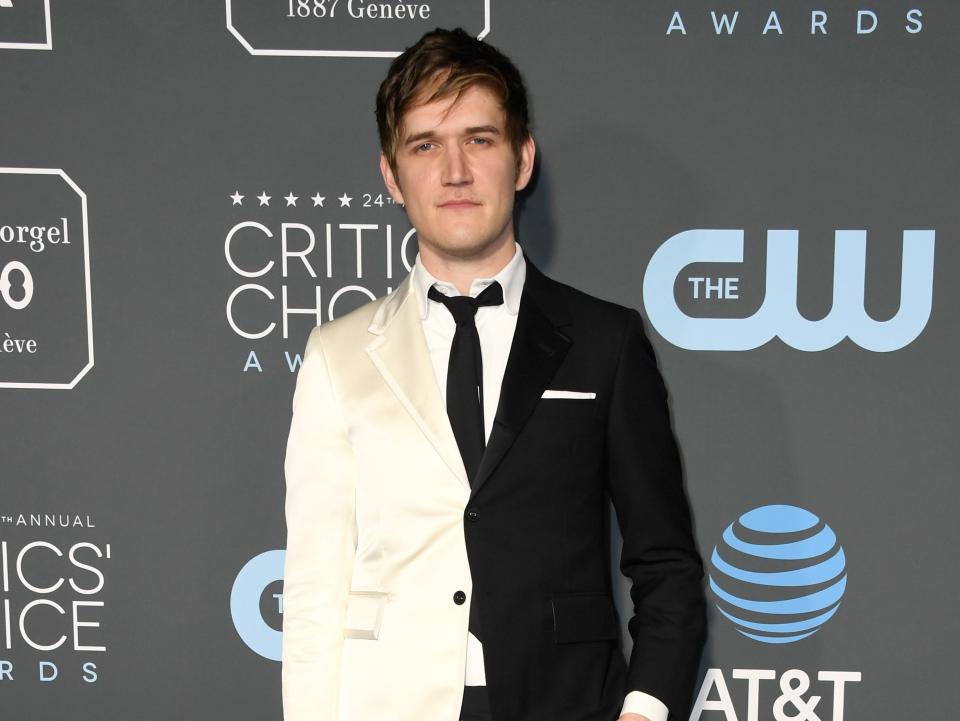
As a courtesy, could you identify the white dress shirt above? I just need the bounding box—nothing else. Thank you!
[411,243,668,721]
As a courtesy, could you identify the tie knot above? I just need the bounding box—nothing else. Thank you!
[428,282,503,326]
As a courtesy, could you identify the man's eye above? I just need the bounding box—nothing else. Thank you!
[469,137,490,145]
[416,142,434,152]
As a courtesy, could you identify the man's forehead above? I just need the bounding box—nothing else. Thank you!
[400,84,506,138]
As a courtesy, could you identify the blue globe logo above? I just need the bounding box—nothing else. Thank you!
[708,504,846,644]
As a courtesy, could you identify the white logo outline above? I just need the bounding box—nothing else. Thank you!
[0,167,93,389]
[225,0,490,58]
[0,0,52,51]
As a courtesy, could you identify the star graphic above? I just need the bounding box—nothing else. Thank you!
[257,192,271,206]
[338,192,352,208]
[230,191,244,206]
[284,192,299,207]
[311,193,326,207]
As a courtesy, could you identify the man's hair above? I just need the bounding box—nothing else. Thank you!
[376,27,531,176]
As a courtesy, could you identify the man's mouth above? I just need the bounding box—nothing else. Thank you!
[438,199,481,208]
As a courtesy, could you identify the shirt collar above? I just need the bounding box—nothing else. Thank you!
[412,242,526,320]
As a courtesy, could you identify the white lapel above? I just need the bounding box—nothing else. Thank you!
[365,274,470,491]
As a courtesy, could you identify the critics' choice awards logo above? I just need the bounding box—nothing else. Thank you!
[226,0,490,58]
[689,504,860,721]
[224,187,414,374]
[661,8,924,37]
[642,229,935,352]
[0,168,93,389]
[0,513,110,684]
[0,0,52,50]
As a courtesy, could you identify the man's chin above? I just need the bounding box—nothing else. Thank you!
[424,236,509,262]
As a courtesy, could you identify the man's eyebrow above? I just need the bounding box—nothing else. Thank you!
[402,125,502,146]
[464,125,501,136]
[403,130,435,145]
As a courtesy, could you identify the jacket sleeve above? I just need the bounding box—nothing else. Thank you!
[604,308,707,721]
[282,327,358,721]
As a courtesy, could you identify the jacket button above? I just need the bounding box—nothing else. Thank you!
[466,508,480,522]
[453,590,466,605]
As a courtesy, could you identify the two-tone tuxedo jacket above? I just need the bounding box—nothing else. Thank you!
[281,259,707,721]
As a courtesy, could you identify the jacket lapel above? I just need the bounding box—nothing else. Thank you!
[365,274,471,492]
[471,260,572,498]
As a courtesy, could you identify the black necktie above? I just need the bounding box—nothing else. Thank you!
[427,281,504,485]
[429,281,503,721]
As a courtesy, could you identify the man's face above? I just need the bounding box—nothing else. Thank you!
[379,83,535,263]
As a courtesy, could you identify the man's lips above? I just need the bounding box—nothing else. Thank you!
[438,200,481,208]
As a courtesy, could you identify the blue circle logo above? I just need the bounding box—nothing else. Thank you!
[708,504,847,644]
[230,549,284,660]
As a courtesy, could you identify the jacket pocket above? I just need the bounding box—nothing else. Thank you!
[343,590,387,640]
[550,591,619,644]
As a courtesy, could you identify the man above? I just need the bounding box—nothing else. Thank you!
[282,28,706,721]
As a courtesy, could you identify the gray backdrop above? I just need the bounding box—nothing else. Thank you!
[1,1,957,719]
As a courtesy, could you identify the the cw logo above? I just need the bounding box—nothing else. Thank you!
[642,229,935,352]
[0,1,13,9]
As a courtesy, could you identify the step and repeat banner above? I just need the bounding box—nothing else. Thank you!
[2,1,957,719]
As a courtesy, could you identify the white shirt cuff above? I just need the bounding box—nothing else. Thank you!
[620,690,669,721]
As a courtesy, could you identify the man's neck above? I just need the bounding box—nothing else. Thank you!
[419,237,517,296]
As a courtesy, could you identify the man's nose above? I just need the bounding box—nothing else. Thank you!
[441,146,472,186]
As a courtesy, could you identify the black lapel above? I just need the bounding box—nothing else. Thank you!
[471,259,572,498]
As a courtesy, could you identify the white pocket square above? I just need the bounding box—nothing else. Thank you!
[541,390,596,399]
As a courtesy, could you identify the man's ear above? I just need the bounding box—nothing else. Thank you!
[379,153,405,206]
[514,134,536,192]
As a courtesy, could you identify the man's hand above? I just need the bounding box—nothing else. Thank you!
[618,715,652,721]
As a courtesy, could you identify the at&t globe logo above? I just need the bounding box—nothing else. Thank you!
[708,504,846,644]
